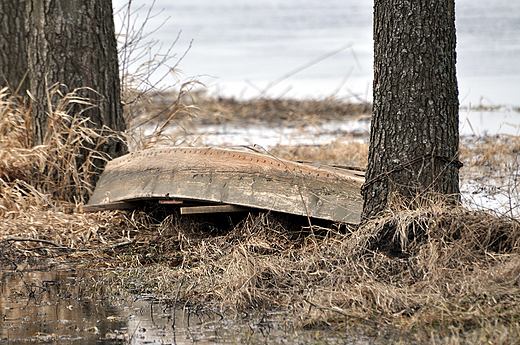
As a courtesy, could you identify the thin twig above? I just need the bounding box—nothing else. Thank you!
[3,238,73,250]
[303,298,385,329]
[172,272,186,329]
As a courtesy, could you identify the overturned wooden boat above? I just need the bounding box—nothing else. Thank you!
[83,147,365,223]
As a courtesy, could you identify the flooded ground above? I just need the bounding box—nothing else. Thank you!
[4,109,516,343]
[1,267,130,343]
[137,108,520,218]
[1,267,371,344]
[141,108,519,148]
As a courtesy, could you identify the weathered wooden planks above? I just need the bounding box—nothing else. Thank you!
[84,147,365,223]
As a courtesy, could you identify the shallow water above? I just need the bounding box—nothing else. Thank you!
[146,108,519,148]
[1,268,359,344]
[1,268,126,343]
[0,268,231,343]
[460,108,520,137]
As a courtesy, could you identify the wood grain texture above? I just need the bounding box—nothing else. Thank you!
[87,147,365,223]
[180,205,249,215]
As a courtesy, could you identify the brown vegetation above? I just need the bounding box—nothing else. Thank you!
[1,87,520,343]
[129,90,371,127]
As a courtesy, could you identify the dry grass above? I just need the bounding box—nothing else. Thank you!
[95,205,520,343]
[0,86,137,270]
[129,90,371,128]
[0,89,35,182]
[460,135,520,218]
[270,140,368,167]
[192,93,371,126]
[460,135,520,167]
[0,86,121,202]
[1,85,520,342]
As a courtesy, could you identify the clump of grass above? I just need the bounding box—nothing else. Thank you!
[270,139,368,167]
[98,204,520,342]
[0,85,138,264]
[194,94,371,126]
[135,90,371,128]
[0,87,36,182]
[0,86,120,203]
[460,135,520,167]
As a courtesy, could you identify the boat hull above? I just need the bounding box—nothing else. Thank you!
[85,147,364,223]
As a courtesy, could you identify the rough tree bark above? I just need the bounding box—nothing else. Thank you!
[362,0,461,219]
[0,0,28,93]
[25,0,126,157]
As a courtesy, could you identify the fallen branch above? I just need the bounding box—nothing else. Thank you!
[2,238,134,253]
[2,237,74,251]
[303,298,385,329]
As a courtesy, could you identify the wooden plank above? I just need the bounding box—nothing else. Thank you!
[180,204,250,215]
[80,201,139,212]
[158,199,184,205]
[86,147,364,223]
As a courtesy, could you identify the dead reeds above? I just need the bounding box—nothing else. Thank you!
[1,76,520,342]
[0,85,137,266]
[132,90,371,128]
[0,86,122,203]
[95,203,520,342]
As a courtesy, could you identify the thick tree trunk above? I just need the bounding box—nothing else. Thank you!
[0,0,28,93]
[26,0,126,156]
[362,0,461,219]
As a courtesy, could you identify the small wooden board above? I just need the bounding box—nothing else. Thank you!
[180,204,250,215]
[85,147,365,223]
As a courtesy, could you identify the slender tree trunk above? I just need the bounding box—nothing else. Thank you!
[0,0,28,93]
[25,0,126,156]
[362,0,461,219]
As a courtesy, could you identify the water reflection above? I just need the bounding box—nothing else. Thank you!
[1,268,129,343]
[1,267,329,344]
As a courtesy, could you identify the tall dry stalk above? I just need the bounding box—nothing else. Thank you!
[1,85,119,203]
[0,87,35,182]
[115,1,201,150]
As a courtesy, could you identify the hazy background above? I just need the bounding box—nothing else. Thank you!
[113,0,520,107]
